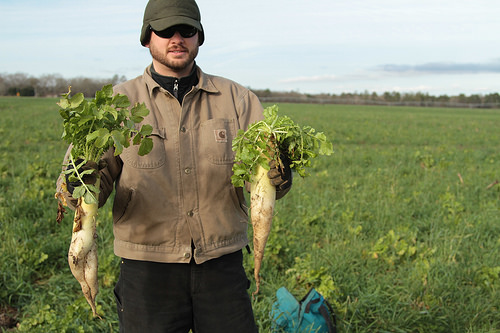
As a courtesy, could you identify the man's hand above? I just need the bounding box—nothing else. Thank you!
[267,155,292,192]
[65,159,99,195]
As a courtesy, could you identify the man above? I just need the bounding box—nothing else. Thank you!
[57,0,291,332]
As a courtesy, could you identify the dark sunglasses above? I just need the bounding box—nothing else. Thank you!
[151,24,198,39]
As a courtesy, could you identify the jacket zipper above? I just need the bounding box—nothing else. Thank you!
[173,79,179,99]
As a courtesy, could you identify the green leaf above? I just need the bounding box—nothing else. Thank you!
[77,115,94,126]
[101,84,113,97]
[130,115,144,123]
[111,129,126,144]
[112,94,131,108]
[94,84,112,105]
[57,98,70,110]
[130,116,144,124]
[69,93,85,108]
[63,168,76,175]
[139,124,153,136]
[138,137,153,156]
[319,140,334,156]
[67,174,79,182]
[132,133,141,146]
[232,167,247,176]
[83,191,98,205]
[72,186,85,199]
[94,129,111,148]
[87,128,108,144]
[111,130,126,155]
[104,105,118,120]
[125,119,135,130]
[121,129,131,148]
[231,175,243,188]
[79,169,95,177]
[94,105,106,120]
[131,103,150,119]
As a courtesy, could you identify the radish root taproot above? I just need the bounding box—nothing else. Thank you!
[68,195,100,318]
[250,163,276,296]
[56,180,101,318]
[68,180,100,317]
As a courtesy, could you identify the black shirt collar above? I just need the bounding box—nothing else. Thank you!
[150,63,199,103]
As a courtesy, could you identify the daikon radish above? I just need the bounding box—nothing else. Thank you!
[55,85,153,317]
[231,105,333,295]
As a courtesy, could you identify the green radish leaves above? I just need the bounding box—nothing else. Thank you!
[231,105,333,188]
[58,84,154,204]
[58,84,154,160]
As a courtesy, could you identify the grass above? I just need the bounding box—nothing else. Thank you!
[1,98,499,332]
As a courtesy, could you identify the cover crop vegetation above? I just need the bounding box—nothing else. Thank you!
[1,99,499,332]
[55,85,153,317]
[232,105,333,294]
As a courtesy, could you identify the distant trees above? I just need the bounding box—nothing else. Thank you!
[1,72,499,108]
[253,89,500,108]
[0,73,127,97]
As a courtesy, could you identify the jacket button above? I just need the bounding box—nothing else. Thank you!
[184,252,191,259]
[184,168,191,174]
[187,210,194,217]
[180,126,186,133]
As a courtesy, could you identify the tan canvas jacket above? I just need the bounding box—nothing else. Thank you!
[58,65,272,264]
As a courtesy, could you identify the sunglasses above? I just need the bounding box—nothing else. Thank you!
[152,25,198,39]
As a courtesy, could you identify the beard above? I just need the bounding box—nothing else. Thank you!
[149,43,199,73]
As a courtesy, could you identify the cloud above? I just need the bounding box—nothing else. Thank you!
[278,58,500,86]
[379,59,500,74]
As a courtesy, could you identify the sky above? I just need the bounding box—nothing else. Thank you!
[1,0,499,96]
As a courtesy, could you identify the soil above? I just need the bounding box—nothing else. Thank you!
[0,306,18,330]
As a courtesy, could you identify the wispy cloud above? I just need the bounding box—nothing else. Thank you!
[378,59,500,74]
[279,59,500,86]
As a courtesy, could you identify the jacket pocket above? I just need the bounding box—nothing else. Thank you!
[113,187,135,224]
[120,127,166,169]
[200,118,236,165]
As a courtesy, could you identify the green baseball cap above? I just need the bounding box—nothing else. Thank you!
[140,0,205,46]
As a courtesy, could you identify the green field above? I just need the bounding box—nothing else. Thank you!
[1,97,499,332]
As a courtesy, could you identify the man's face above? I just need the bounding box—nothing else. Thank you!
[146,26,200,77]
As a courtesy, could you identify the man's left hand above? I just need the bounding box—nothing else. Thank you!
[268,155,292,192]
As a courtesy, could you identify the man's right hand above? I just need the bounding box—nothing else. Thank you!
[65,159,99,194]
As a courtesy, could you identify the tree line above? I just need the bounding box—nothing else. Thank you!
[1,72,499,108]
[255,89,500,109]
[0,72,126,98]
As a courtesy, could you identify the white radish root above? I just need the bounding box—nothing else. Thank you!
[250,163,276,296]
[67,186,100,318]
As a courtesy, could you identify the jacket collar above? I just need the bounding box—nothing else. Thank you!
[150,63,198,97]
[143,64,219,98]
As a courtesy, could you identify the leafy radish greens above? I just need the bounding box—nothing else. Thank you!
[58,84,153,204]
[231,104,333,187]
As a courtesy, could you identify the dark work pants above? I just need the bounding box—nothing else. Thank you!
[114,250,258,333]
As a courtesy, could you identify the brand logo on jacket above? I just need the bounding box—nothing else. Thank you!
[214,129,227,143]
